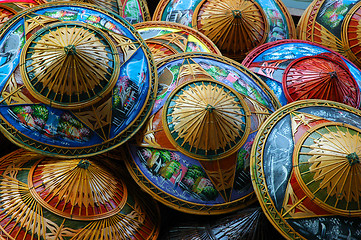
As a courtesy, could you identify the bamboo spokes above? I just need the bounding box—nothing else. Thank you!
[0,149,160,239]
[312,126,353,154]
[134,21,222,61]
[165,80,249,159]
[90,0,118,10]
[296,124,361,210]
[0,175,76,239]
[284,56,359,106]
[72,214,142,240]
[29,159,125,220]
[342,6,361,67]
[195,0,267,59]
[21,22,119,109]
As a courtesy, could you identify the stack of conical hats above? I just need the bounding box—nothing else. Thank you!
[1,0,361,239]
[0,2,161,239]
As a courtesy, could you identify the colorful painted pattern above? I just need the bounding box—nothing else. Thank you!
[0,3,156,157]
[251,100,361,239]
[242,40,361,108]
[125,53,280,215]
[298,0,361,68]
[135,21,221,62]
[153,0,295,61]
[0,0,150,24]
[0,149,160,239]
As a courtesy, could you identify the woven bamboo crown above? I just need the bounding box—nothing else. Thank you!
[163,79,250,160]
[293,122,361,216]
[20,22,120,110]
[193,0,268,61]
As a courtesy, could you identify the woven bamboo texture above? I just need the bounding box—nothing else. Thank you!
[0,3,157,158]
[250,100,361,240]
[134,21,221,62]
[297,0,361,69]
[125,52,280,215]
[153,0,296,61]
[0,148,160,239]
[242,39,361,109]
